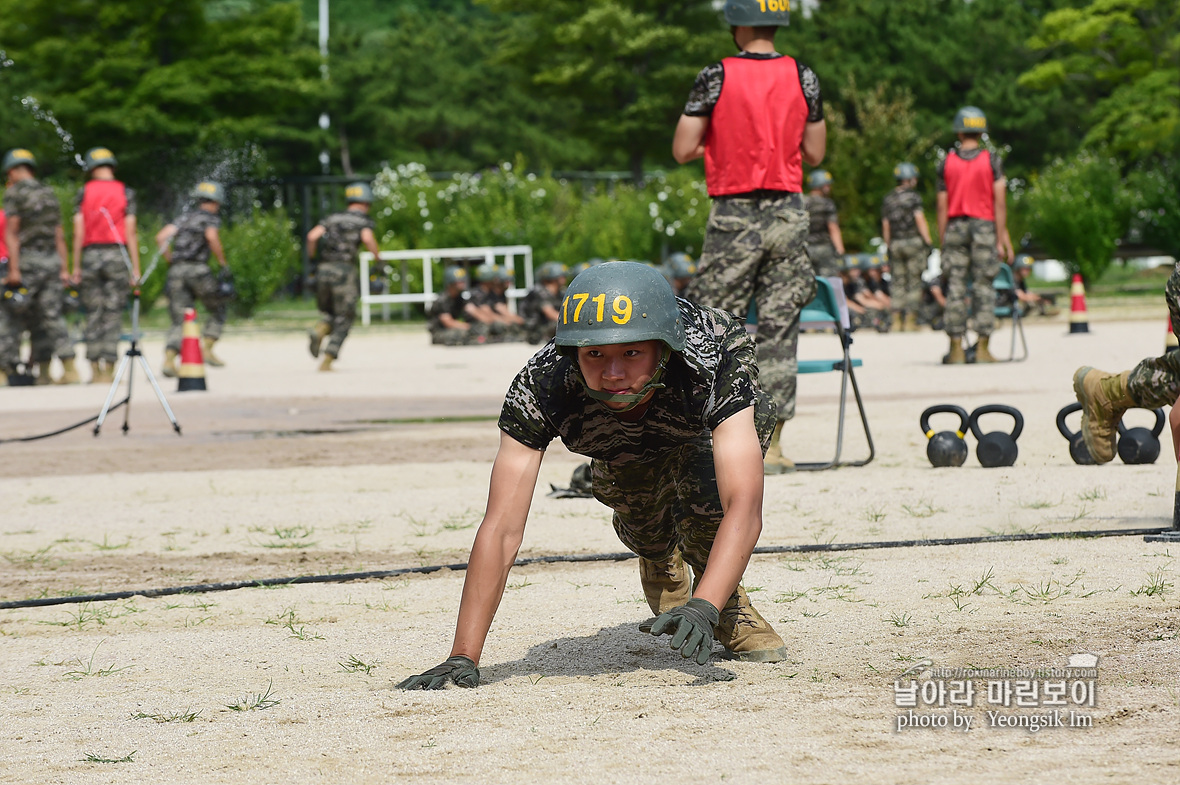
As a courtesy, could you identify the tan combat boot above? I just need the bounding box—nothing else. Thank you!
[890,312,903,332]
[763,419,795,475]
[904,312,919,332]
[638,550,693,617]
[161,349,179,378]
[944,337,966,365]
[32,361,52,385]
[319,354,334,372]
[716,585,788,662]
[975,335,997,363]
[0,371,8,387]
[202,338,224,367]
[309,322,330,358]
[1073,367,1134,464]
[57,358,81,384]
[90,360,110,384]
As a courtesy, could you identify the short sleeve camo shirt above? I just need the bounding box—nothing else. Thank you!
[169,209,221,263]
[316,210,374,264]
[428,290,471,330]
[804,194,838,245]
[4,178,61,253]
[498,300,763,461]
[881,187,924,239]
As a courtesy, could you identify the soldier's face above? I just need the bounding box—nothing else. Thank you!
[576,340,662,410]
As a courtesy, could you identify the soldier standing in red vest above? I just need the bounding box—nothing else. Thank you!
[71,147,140,383]
[672,0,826,475]
[936,107,1014,364]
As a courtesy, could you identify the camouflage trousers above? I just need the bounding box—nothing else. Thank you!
[0,301,19,371]
[850,307,890,333]
[590,393,776,574]
[314,262,359,358]
[807,242,841,278]
[943,218,1000,338]
[17,252,75,362]
[1128,263,1180,408]
[165,262,227,352]
[429,323,489,346]
[888,236,928,315]
[80,245,130,362]
[688,196,816,420]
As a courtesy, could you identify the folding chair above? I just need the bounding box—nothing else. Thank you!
[794,276,875,470]
[991,264,1028,362]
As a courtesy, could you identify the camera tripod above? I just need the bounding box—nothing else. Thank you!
[94,292,181,437]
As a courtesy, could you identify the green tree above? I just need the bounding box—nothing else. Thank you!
[1020,0,1180,162]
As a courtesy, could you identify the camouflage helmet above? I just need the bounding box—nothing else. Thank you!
[808,169,832,189]
[555,261,685,353]
[2,148,37,174]
[723,0,789,27]
[192,180,226,204]
[1013,253,1033,271]
[586,257,606,266]
[495,267,513,284]
[893,162,919,180]
[475,264,500,283]
[666,252,696,279]
[62,286,81,314]
[344,182,373,204]
[567,261,592,279]
[859,253,883,272]
[2,282,31,314]
[953,106,988,134]
[84,147,118,171]
[537,261,567,283]
[443,266,468,286]
[842,254,860,272]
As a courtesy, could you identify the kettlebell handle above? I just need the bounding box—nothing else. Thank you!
[1116,407,1165,438]
[968,404,1024,441]
[1056,402,1083,440]
[920,404,970,439]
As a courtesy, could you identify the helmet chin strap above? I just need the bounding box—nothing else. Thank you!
[581,347,672,413]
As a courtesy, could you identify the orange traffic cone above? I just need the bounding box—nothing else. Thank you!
[177,308,207,392]
[1068,273,1089,334]
[1167,316,1178,353]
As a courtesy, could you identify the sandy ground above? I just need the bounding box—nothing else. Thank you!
[1,313,1178,784]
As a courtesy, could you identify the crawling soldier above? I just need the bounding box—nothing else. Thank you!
[398,261,786,689]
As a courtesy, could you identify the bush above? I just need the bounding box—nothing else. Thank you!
[220,209,301,316]
[1129,155,1180,259]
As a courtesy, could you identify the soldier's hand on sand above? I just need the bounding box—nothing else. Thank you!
[648,598,720,665]
[397,656,480,690]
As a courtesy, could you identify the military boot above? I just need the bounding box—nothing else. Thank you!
[309,322,330,358]
[319,354,334,372]
[56,358,81,384]
[161,349,179,378]
[944,337,966,365]
[1073,367,1134,464]
[638,549,692,616]
[904,312,919,332]
[716,585,788,662]
[202,338,224,367]
[975,335,997,363]
[89,361,102,384]
[763,419,795,475]
[31,361,51,385]
[890,312,903,332]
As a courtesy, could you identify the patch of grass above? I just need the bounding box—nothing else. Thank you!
[887,611,913,628]
[1020,498,1060,510]
[250,525,317,549]
[264,607,324,640]
[226,681,280,711]
[81,751,135,764]
[1078,487,1107,502]
[506,579,533,591]
[40,601,140,632]
[63,641,132,681]
[339,656,378,676]
[1131,569,1174,598]
[2,544,58,567]
[91,534,131,551]
[971,567,999,595]
[773,589,810,603]
[27,495,57,505]
[900,500,944,519]
[863,505,887,523]
[130,709,201,723]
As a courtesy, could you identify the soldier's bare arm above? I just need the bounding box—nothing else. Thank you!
[915,209,933,246]
[672,115,709,164]
[306,224,326,258]
[828,220,845,255]
[881,217,892,246]
[801,120,826,167]
[55,226,69,284]
[156,224,177,263]
[993,179,1013,263]
[541,303,560,322]
[204,226,227,268]
[693,406,764,611]
[3,215,18,284]
[71,212,84,283]
[449,433,544,664]
[438,312,469,331]
[360,227,380,260]
[125,215,140,281]
[936,192,949,245]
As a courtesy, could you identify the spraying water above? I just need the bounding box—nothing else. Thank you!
[1,49,83,167]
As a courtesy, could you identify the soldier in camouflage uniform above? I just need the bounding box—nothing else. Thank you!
[937,107,1015,364]
[306,182,381,371]
[427,266,488,346]
[1074,262,1180,464]
[468,264,523,341]
[672,0,826,475]
[156,181,231,376]
[881,162,933,331]
[804,170,844,278]
[72,147,140,383]
[0,207,17,385]
[664,252,696,298]
[518,261,566,344]
[2,148,80,384]
[398,263,788,691]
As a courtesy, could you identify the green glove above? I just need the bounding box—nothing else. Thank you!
[396,655,480,690]
[648,598,720,665]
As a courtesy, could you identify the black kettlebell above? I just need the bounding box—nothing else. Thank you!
[1116,408,1164,465]
[969,405,1024,467]
[920,405,970,467]
[1056,402,1095,465]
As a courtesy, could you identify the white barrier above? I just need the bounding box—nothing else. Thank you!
[358,245,533,326]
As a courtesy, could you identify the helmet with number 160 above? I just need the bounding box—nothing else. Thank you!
[723,0,790,27]
[555,261,685,353]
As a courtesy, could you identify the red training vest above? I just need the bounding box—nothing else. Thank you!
[704,56,807,197]
[0,211,7,260]
[81,180,129,245]
[944,150,995,221]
